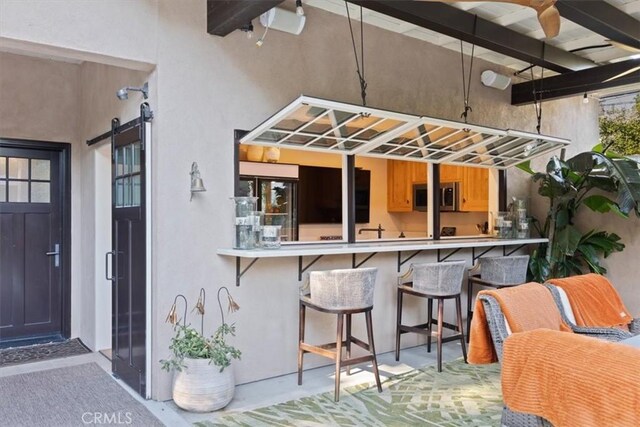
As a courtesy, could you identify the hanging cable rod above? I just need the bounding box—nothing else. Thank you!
[345,1,368,107]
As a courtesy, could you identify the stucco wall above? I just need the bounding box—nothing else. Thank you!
[2,0,637,403]
[0,51,152,350]
[148,1,605,400]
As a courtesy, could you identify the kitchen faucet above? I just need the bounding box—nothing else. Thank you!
[358,224,385,239]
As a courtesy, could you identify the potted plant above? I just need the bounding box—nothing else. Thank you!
[160,287,241,412]
[517,144,640,282]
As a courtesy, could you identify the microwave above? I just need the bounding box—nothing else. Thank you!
[412,182,459,212]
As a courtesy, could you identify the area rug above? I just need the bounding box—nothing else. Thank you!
[0,362,163,427]
[0,338,91,367]
[198,359,503,427]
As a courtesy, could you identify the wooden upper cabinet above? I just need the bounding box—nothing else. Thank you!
[460,167,489,212]
[440,164,462,182]
[412,162,428,184]
[387,160,413,212]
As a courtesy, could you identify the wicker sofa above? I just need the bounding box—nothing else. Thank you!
[544,283,640,340]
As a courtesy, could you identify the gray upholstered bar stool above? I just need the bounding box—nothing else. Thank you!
[466,255,530,342]
[298,267,382,402]
[395,261,467,372]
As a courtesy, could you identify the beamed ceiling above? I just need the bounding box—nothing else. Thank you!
[207,0,640,104]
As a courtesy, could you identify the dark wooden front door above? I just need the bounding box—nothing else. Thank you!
[110,124,147,396]
[0,142,69,344]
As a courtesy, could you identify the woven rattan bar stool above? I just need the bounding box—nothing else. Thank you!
[298,267,382,402]
[466,255,529,342]
[395,261,467,372]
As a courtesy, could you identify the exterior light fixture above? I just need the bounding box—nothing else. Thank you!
[116,82,149,100]
[583,93,589,104]
[480,70,511,90]
[190,162,206,201]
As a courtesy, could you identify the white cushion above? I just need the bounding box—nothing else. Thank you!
[555,287,577,325]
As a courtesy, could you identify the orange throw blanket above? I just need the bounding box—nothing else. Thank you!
[468,282,571,364]
[502,329,640,427]
[548,274,633,330]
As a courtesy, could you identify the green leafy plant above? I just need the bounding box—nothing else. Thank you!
[599,95,640,156]
[160,323,241,373]
[518,146,640,282]
[160,287,241,373]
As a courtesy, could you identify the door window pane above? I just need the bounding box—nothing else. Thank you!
[0,157,6,178]
[123,177,131,207]
[116,148,125,177]
[115,178,124,207]
[31,159,51,181]
[8,157,28,179]
[132,175,141,206]
[132,142,141,173]
[8,181,28,202]
[31,182,50,203]
[0,181,5,202]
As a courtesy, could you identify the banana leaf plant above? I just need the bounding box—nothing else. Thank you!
[517,145,640,282]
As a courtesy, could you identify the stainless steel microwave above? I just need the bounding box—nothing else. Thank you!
[412,182,459,212]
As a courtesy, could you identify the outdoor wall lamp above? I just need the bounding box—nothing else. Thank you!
[190,162,206,201]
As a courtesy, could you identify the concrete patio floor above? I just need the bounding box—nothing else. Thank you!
[0,341,465,426]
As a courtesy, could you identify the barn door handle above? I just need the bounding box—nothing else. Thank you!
[46,244,60,268]
[105,251,115,282]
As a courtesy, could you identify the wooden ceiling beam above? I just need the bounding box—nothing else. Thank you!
[346,0,594,73]
[511,58,640,105]
[207,0,284,37]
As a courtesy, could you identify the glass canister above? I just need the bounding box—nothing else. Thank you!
[494,211,513,239]
[261,225,282,249]
[232,197,259,249]
[516,217,531,239]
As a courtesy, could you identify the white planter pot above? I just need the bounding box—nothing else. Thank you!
[173,358,235,412]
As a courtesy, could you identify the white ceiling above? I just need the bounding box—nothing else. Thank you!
[306,0,640,90]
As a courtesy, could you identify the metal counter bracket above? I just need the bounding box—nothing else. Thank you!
[397,250,423,272]
[503,244,526,256]
[235,257,259,287]
[437,248,462,263]
[352,252,378,269]
[298,255,324,281]
[472,246,498,263]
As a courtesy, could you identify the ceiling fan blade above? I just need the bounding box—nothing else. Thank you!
[603,65,640,83]
[537,5,560,38]
[605,39,640,54]
[416,0,561,38]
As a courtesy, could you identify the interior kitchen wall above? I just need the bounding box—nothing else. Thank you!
[3,0,636,403]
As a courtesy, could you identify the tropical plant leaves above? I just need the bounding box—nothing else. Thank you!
[582,195,628,218]
[554,225,582,257]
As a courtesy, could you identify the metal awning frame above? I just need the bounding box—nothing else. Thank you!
[240,95,570,170]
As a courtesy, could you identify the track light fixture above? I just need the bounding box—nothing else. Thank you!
[296,0,304,16]
[583,92,589,104]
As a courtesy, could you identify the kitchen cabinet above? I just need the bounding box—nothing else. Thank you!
[440,165,462,182]
[460,167,489,212]
[387,160,413,212]
[412,162,428,183]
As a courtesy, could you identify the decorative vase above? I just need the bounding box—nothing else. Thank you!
[172,357,235,412]
[246,145,264,162]
[263,147,280,163]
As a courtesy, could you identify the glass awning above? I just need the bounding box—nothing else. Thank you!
[240,96,570,169]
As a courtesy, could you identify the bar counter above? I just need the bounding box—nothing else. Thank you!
[217,237,547,286]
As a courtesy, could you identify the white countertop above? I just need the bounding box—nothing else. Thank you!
[217,237,547,258]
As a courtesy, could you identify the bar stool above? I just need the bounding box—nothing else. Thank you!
[466,255,530,342]
[298,267,382,402]
[395,261,467,372]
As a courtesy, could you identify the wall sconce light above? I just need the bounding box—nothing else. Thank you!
[190,162,206,201]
